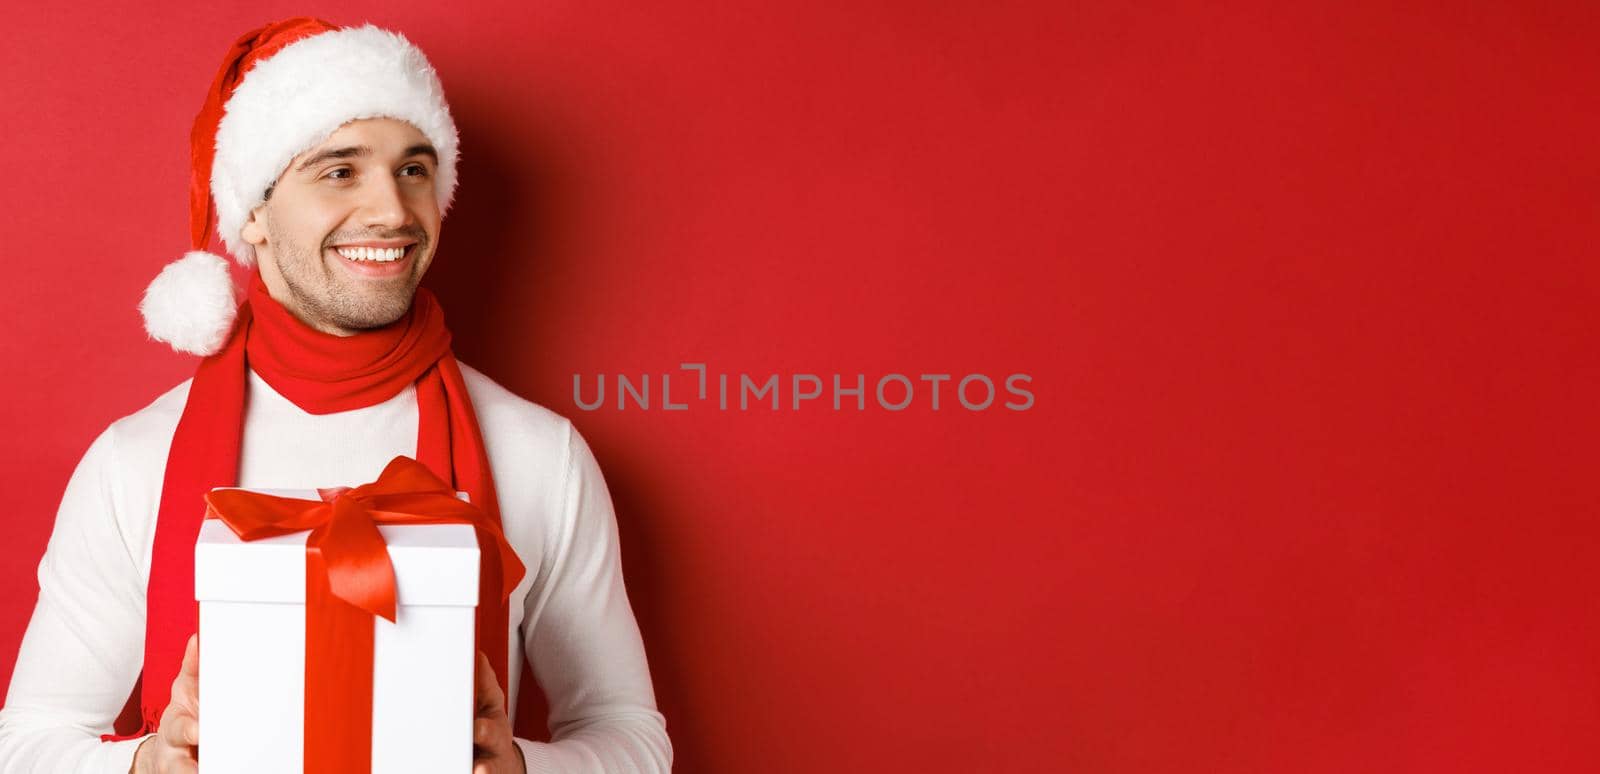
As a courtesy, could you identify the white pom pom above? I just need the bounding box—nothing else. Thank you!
[138,251,239,356]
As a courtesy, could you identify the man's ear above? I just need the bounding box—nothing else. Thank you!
[241,203,269,246]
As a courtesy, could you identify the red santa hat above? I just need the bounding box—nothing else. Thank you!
[139,17,461,356]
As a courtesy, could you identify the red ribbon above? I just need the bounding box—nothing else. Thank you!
[203,455,526,774]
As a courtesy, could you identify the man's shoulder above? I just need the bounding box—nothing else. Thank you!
[101,376,194,456]
[456,361,576,454]
[63,376,195,496]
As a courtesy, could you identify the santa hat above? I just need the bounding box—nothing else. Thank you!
[139,17,460,356]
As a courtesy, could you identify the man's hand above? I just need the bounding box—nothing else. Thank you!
[130,632,200,774]
[127,639,525,773]
[473,650,526,774]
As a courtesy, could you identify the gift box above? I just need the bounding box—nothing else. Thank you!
[194,486,481,774]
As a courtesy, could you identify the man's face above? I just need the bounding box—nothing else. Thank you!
[241,117,442,335]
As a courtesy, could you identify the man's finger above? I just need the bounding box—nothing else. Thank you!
[159,716,182,748]
[180,632,199,677]
[171,670,198,713]
[178,713,199,747]
[477,715,510,747]
[170,632,201,714]
[474,651,504,713]
[161,710,198,748]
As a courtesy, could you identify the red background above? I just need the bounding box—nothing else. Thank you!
[3,2,1597,771]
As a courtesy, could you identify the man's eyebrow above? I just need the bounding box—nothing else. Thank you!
[294,143,438,173]
[296,145,370,172]
[403,144,439,164]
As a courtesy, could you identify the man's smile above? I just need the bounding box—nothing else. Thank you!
[326,240,419,278]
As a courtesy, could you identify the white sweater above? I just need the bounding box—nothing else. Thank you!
[0,363,672,773]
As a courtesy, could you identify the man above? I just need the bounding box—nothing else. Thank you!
[0,17,672,774]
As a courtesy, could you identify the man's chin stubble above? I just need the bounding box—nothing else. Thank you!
[320,287,417,331]
[284,271,418,333]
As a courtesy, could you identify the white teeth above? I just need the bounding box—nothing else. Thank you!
[334,246,408,262]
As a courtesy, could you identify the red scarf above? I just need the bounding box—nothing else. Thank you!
[104,271,517,741]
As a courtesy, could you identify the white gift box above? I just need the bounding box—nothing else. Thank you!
[194,490,480,774]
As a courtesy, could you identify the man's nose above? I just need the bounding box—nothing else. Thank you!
[358,173,411,230]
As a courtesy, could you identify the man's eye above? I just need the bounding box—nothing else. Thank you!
[401,164,430,177]
[324,168,353,181]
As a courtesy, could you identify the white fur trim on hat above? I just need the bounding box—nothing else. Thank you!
[139,251,239,356]
[211,24,460,266]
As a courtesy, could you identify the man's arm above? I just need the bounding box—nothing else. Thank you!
[0,425,154,773]
[513,423,672,773]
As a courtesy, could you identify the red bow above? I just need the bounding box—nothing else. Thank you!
[205,454,525,621]
[202,455,525,774]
